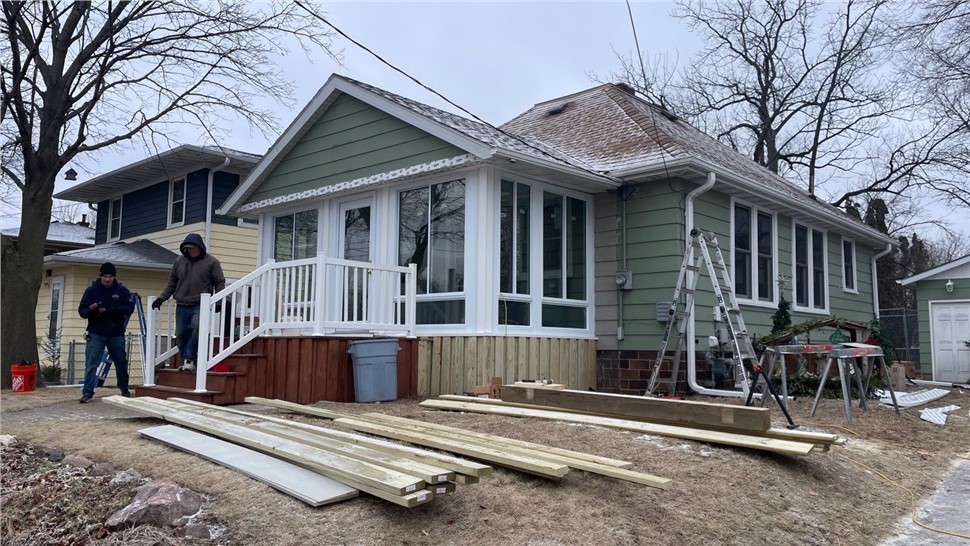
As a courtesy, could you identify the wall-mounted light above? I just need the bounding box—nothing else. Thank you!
[945,279,954,293]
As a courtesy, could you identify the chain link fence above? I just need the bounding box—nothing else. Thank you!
[66,333,142,386]
[878,308,919,370]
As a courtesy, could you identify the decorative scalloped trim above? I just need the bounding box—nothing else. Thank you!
[239,154,480,212]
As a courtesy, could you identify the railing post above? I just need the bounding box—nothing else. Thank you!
[406,263,417,335]
[144,296,157,387]
[262,263,277,333]
[315,252,327,335]
[195,294,212,392]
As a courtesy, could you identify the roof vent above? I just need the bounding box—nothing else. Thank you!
[546,102,570,116]
[615,83,637,95]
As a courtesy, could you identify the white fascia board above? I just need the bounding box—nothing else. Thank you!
[900,254,970,285]
[43,255,173,271]
[493,150,621,189]
[218,75,496,216]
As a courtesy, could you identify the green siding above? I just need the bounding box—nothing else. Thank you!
[914,278,970,366]
[247,93,466,203]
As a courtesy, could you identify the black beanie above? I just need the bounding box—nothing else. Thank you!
[99,262,117,276]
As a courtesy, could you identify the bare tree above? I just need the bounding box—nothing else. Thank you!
[0,1,337,387]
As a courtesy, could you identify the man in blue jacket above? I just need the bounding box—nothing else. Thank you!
[78,262,135,403]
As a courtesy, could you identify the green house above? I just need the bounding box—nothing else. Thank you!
[218,74,895,397]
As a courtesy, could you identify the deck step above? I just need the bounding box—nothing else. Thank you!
[155,369,245,391]
[134,385,218,404]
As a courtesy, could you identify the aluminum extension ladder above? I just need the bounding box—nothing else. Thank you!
[645,228,757,397]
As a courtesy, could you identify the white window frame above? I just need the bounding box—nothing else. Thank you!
[792,222,829,314]
[107,197,122,241]
[842,237,858,293]
[271,206,321,262]
[730,199,778,308]
[168,177,187,228]
[47,275,65,341]
[493,172,595,337]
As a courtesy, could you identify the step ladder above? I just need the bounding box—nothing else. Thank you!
[645,229,758,398]
[96,293,147,386]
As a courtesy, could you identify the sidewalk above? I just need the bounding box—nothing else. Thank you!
[882,456,970,545]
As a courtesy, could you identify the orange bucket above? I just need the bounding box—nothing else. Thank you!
[12,363,37,392]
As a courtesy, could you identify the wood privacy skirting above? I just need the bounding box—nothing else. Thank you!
[416,336,596,397]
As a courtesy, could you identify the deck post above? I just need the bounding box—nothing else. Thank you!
[144,296,157,387]
[406,263,417,335]
[315,252,327,335]
[195,293,212,392]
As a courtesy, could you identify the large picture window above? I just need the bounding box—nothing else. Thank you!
[794,223,827,311]
[108,198,122,240]
[732,203,774,303]
[542,191,586,328]
[399,179,465,324]
[169,177,186,227]
[499,180,530,325]
[273,209,318,261]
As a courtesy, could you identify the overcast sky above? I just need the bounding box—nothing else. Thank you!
[4,1,966,239]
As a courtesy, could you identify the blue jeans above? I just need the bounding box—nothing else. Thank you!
[83,333,129,397]
[176,304,200,364]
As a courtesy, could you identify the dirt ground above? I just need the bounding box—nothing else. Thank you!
[1,385,969,545]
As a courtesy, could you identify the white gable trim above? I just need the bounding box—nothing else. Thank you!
[900,255,970,285]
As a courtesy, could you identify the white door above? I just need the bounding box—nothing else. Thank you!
[930,301,970,383]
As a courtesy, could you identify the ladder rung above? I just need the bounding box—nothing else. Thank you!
[686,265,700,272]
[727,308,742,314]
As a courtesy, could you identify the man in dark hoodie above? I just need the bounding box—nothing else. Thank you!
[78,262,135,403]
[151,233,225,371]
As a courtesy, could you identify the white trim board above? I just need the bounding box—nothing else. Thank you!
[139,425,358,506]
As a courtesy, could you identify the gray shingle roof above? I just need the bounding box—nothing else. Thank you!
[44,239,178,270]
[2,221,95,245]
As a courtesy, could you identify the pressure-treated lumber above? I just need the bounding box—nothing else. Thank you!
[361,414,671,490]
[502,386,771,432]
[333,417,571,479]
[245,396,347,419]
[235,398,491,477]
[105,396,433,507]
[439,394,845,447]
[140,425,358,506]
[158,399,454,484]
[513,381,566,390]
[453,474,480,485]
[419,399,816,456]
[364,413,634,469]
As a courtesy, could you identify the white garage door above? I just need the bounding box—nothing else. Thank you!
[931,301,970,383]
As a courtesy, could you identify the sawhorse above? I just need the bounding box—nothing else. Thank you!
[752,343,837,412]
[808,344,901,423]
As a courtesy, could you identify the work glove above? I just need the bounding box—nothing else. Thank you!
[151,299,164,310]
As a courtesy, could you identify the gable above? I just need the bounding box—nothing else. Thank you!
[246,93,466,204]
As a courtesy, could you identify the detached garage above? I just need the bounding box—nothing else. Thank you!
[901,255,970,383]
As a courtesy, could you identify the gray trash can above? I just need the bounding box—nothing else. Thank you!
[348,339,400,403]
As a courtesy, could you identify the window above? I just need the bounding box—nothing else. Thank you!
[499,180,530,325]
[732,203,774,303]
[793,223,827,310]
[542,191,586,328]
[169,178,186,227]
[108,198,122,240]
[398,179,465,324]
[273,209,318,261]
[842,239,857,292]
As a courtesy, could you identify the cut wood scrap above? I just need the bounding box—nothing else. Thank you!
[140,425,358,506]
[364,413,634,469]
[333,417,571,479]
[104,396,432,507]
[360,414,671,490]
[157,398,455,485]
[501,386,771,432]
[439,395,845,447]
[419,399,816,457]
[208,398,490,477]
[246,396,347,419]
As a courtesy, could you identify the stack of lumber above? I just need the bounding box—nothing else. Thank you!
[245,397,671,490]
[104,396,490,508]
[417,386,845,456]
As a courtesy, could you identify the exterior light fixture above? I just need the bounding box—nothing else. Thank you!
[945,279,954,293]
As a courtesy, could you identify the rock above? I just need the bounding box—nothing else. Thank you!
[62,454,93,469]
[47,448,65,463]
[90,462,116,476]
[110,468,143,485]
[105,478,205,531]
[181,523,212,539]
[0,434,15,446]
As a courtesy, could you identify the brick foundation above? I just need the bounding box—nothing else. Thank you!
[596,350,738,397]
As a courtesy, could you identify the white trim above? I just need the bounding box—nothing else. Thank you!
[901,254,970,285]
[791,222,830,314]
[107,197,122,241]
[927,299,970,382]
[167,177,187,228]
[841,237,859,294]
[236,217,259,229]
[730,198,779,306]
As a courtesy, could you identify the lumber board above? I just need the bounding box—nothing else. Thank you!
[245,396,347,419]
[139,425,358,506]
[502,386,770,432]
[360,414,670,490]
[104,396,431,507]
[225,398,490,476]
[158,399,454,484]
[453,474,480,485]
[513,381,566,390]
[364,413,635,469]
[333,417,571,479]
[419,399,816,456]
[439,394,845,447]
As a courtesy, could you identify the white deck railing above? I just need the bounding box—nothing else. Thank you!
[143,253,417,392]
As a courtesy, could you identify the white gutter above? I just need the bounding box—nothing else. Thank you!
[872,243,893,319]
[206,157,232,246]
[494,149,621,188]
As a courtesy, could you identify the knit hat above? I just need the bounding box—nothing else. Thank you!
[99,262,117,276]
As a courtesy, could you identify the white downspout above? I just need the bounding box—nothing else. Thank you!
[872,243,892,319]
[684,172,743,397]
[205,157,232,246]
